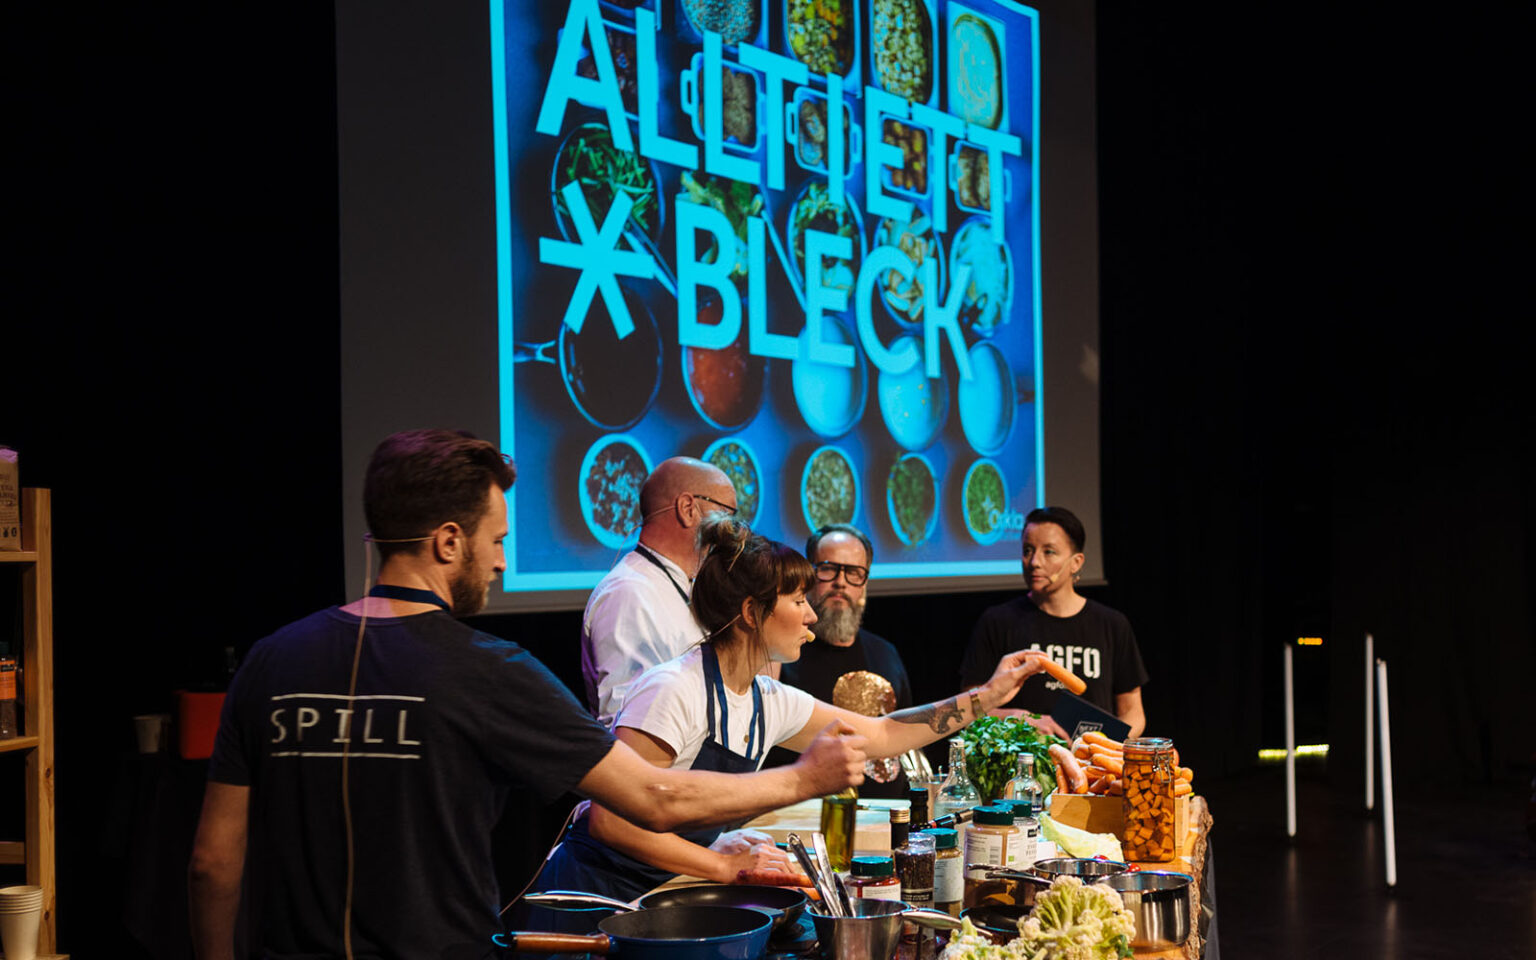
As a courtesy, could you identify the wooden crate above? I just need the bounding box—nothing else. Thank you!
[1048,793,1189,847]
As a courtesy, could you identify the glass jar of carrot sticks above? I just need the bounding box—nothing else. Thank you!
[1121,737,1177,862]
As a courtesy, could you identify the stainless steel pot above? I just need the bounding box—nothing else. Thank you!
[1103,871,1193,949]
[807,900,962,960]
[965,857,1131,910]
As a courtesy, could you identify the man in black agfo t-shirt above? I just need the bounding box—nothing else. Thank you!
[188,430,868,960]
[960,507,1148,737]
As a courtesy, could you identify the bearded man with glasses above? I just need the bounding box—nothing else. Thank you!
[770,523,915,799]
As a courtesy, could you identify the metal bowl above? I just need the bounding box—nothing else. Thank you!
[807,900,960,960]
[1103,871,1193,949]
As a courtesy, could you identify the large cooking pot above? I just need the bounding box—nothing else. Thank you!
[1103,871,1193,949]
[807,899,962,960]
[637,885,806,937]
[498,903,772,959]
[965,858,1132,910]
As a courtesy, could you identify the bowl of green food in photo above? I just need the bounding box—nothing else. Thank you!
[961,457,1007,545]
[886,453,938,546]
[702,437,763,527]
[579,434,653,549]
[801,445,859,532]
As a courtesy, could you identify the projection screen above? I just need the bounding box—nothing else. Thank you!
[338,0,1100,612]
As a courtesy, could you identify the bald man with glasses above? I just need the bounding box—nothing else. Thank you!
[581,456,740,726]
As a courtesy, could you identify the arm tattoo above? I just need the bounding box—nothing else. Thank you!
[889,697,966,735]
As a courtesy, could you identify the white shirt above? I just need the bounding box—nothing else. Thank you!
[617,646,817,770]
[581,548,704,726]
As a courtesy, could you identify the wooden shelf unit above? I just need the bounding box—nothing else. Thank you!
[2,489,58,956]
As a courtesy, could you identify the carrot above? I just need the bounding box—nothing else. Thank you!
[1091,751,1124,776]
[1048,743,1089,794]
[1082,730,1123,751]
[1023,652,1088,696]
[1072,741,1095,760]
[1054,764,1067,795]
[1174,780,1193,797]
[1177,766,1193,782]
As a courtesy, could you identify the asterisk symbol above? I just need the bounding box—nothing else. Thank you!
[538,180,655,338]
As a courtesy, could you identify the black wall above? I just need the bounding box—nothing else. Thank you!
[11,3,1528,957]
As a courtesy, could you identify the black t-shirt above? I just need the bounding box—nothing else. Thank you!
[209,607,616,960]
[779,629,913,709]
[959,598,1149,714]
[773,629,913,799]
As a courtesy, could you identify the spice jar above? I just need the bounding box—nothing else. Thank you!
[892,810,935,908]
[846,855,901,903]
[962,805,1019,908]
[1001,799,1039,865]
[1122,737,1177,862]
[919,828,962,915]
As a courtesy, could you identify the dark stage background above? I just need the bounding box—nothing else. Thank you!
[9,3,1529,957]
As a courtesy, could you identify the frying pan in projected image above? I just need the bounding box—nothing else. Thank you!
[513,288,662,432]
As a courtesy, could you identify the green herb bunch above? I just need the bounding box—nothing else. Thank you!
[959,715,1065,802]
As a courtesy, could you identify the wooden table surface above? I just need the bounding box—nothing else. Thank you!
[1125,795,1212,959]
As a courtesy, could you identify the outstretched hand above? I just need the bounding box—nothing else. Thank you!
[982,650,1051,710]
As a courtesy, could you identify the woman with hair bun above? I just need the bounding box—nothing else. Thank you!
[532,515,1048,901]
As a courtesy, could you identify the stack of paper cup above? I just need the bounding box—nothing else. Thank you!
[0,885,43,960]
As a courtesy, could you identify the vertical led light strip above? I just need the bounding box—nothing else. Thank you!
[991,2,1045,507]
[1029,6,1044,508]
[490,0,519,586]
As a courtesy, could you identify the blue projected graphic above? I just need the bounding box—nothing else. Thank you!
[493,0,1041,591]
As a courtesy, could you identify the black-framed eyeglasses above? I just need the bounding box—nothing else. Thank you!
[691,493,738,517]
[813,561,868,586]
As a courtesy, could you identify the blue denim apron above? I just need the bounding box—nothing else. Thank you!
[533,645,767,903]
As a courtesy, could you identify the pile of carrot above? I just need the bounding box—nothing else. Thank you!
[1068,731,1194,799]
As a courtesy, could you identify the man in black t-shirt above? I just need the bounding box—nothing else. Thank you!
[188,430,867,960]
[778,524,913,798]
[960,507,1148,737]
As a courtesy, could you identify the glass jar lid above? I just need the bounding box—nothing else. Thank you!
[851,855,895,877]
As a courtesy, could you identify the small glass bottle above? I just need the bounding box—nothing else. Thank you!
[919,828,963,916]
[962,806,1020,907]
[1122,737,1177,862]
[1003,753,1044,817]
[935,738,979,821]
[846,855,901,903]
[820,789,857,872]
[908,784,930,828]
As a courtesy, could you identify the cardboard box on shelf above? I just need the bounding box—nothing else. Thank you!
[0,448,19,551]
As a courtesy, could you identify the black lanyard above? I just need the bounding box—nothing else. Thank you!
[368,583,452,613]
[634,544,690,605]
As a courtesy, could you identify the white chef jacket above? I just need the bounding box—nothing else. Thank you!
[581,548,705,727]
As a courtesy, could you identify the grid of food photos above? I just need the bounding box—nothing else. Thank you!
[495,0,1039,586]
